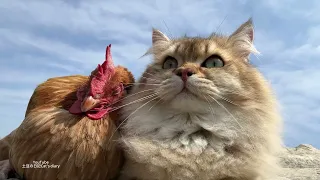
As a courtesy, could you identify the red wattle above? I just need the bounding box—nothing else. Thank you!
[86,108,111,120]
[69,100,83,114]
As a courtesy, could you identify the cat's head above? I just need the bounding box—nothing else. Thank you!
[138,19,273,112]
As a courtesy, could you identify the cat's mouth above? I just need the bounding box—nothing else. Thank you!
[159,78,204,102]
[180,87,188,93]
[177,86,199,98]
[175,81,206,101]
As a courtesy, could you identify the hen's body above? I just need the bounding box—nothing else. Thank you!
[10,75,123,180]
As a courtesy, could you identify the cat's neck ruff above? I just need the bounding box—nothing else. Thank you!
[122,99,247,150]
[119,98,280,180]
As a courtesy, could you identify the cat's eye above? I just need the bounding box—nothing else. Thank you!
[202,55,224,68]
[162,56,178,69]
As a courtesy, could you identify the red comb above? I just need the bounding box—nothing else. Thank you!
[95,44,115,80]
[69,44,118,119]
[89,44,116,96]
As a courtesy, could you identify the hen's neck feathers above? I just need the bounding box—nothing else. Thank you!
[25,75,89,116]
[25,75,123,121]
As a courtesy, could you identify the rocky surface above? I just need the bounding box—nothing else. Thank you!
[278,144,320,180]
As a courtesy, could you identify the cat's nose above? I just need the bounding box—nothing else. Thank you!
[175,68,196,81]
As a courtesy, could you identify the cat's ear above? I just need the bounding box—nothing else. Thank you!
[142,29,170,57]
[152,28,170,46]
[229,18,259,59]
[231,18,254,42]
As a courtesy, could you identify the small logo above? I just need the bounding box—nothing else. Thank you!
[22,160,60,169]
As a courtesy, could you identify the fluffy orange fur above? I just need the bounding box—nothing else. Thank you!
[119,19,282,180]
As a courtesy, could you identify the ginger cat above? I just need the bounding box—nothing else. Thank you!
[119,19,283,180]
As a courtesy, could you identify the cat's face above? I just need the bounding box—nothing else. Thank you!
[138,19,270,112]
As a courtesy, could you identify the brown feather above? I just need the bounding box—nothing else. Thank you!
[25,75,89,115]
[9,66,134,180]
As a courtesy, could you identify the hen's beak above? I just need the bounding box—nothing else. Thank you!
[81,96,100,112]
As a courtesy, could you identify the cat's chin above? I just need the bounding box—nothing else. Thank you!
[171,87,197,100]
[165,91,209,113]
[177,89,193,96]
[175,86,204,101]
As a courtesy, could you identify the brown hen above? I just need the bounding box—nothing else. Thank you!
[8,45,134,180]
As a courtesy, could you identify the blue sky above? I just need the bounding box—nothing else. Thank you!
[0,0,319,148]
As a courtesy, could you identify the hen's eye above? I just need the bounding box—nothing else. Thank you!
[123,84,132,92]
[202,55,224,68]
[163,56,178,69]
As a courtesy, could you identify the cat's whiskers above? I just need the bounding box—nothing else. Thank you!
[253,53,262,63]
[158,85,180,102]
[209,91,239,107]
[123,82,161,86]
[215,15,228,35]
[143,72,159,78]
[191,86,231,136]
[110,93,158,112]
[193,85,217,121]
[204,95,218,122]
[205,95,233,136]
[108,95,159,146]
[207,94,244,130]
[223,90,252,100]
[190,80,239,107]
[148,96,164,112]
[140,76,161,83]
[106,88,157,108]
[162,20,173,39]
[207,94,257,149]
[99,80,161,88]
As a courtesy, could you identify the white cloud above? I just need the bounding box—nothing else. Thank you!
[260,0,320,22]
[0,0,319,148]
[0,88,32,102]
[254,30,286,56]
[0,29,101,66]
[0,68,60,84]
[0,0,253,38]
[307,25,320,45]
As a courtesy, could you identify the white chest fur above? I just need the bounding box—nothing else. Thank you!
[120,103,281,180]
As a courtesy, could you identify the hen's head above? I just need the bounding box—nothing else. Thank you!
[69,44,134,120]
